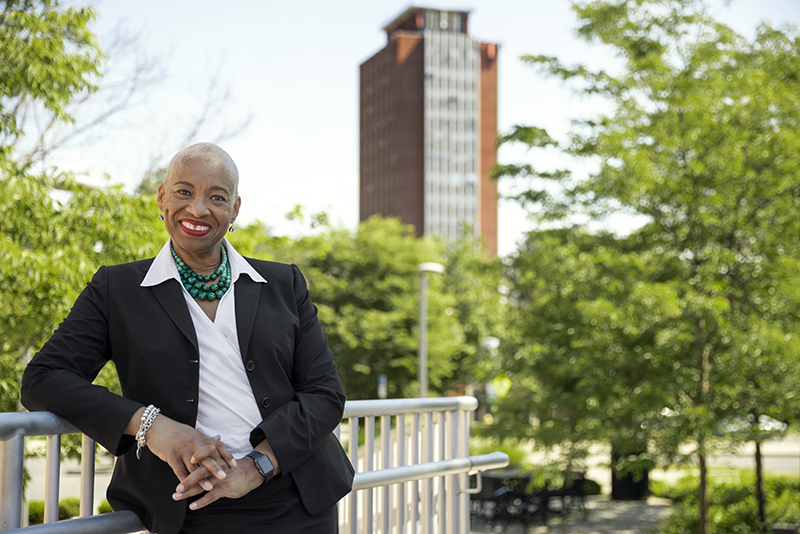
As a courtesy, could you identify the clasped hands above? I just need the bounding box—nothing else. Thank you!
[142,414,274,511]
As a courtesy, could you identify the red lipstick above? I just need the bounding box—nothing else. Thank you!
[180,219,212,236]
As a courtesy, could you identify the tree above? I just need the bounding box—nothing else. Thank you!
[231,214,508,400]
[494,1,800,531]
[1,0,103,410]
[0,172,166,410]
[0,0,102,165]
[303,217,462,399]
[0,1,172,412]
[439,229,511,395]
[1,0,252,187]
[488,227,689,478]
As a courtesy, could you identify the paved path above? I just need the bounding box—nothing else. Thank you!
[470,497,672,534]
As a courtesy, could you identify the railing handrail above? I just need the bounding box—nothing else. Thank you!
[342,396,478,418]
[0,413,78,439]
[0,397,481,439]
[352,452,509,490]
[3,511,142,534]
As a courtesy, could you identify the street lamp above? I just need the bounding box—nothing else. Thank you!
[418,262,445,397]
[481,336,500,355]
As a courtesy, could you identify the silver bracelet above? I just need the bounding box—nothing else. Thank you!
[135,404,160,460]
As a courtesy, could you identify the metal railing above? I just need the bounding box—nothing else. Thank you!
[0,396,508,533]
[337,396,507,534]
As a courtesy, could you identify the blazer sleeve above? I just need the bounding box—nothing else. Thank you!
[249,264,346,476]
[20,266,143,455]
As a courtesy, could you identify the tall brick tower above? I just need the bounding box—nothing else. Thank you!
[359,7,498,256]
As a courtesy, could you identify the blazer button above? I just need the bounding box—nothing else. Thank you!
[245,360,256,371]
[261,397,271,408]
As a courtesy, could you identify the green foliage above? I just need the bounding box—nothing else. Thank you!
[651,473,707,503]
[28,501,44,524]
[97,499,112,514]
[231,215,507,399]
[470,437,602,497]
[471,438,529,468]
[27,497,83,524]
[58,497,80,519]
[493,0,800,490]
[0,0,153,413]
[0,0,102,165]
[0,352,23,412]
[651,471,800,533]
[493,3,800,530]
[583,478,602,496]
[0,173,166,412]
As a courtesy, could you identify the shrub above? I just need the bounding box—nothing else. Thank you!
[98,499,113,514]
[651,470,800,534]
[28,501,44,525]
[470,439,529,468]
[583,477,602,496]
[28,498,82,523]
[58,497,80,520]
[651,474,700,503]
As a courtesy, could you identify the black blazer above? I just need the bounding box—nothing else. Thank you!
[21,256,354,534]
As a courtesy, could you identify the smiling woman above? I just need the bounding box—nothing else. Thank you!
[20,142,354,534]
[157,145,242,318]
[158,144,241,266]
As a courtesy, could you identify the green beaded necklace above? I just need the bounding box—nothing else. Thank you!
[171,244,232,301]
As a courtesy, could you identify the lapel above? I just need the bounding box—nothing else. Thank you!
[150,279,198,350]
[235,275,262,360]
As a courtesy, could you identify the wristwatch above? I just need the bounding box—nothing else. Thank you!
[246,450,275,482]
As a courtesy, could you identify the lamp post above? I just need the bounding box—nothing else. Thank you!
[418,262,445,397]
[481,336,500,355]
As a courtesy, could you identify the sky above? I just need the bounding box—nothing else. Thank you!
[49,0,800,257]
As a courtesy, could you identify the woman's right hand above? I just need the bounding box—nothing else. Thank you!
[126,408,236,484]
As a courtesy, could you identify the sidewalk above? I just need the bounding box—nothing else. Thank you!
[470,496,671,534]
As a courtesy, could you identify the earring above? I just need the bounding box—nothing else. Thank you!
[158,214,164,221]
[228,225,235,233]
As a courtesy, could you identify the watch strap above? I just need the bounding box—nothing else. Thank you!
[246,450,275,482]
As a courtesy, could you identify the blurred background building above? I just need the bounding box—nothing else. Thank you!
[359,7,498,256]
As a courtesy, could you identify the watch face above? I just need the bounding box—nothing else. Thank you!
[250,451,274,478]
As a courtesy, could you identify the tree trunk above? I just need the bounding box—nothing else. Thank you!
[696,324,711,534]
[755,439,767,528]
[699,452,709,534]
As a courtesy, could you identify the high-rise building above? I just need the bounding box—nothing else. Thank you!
[359,7,498,256]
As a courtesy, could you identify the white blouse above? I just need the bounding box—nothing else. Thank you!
[141,239,267,457]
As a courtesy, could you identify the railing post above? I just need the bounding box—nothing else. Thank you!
[446,409,458,534]
[397,413,406,533]
[79,435,95,518]
[422,412,433,534]
[364,416,375,534]
[410,413,420,533]
[44,435,61,524]
[380,414,390,534]
[459,409,470,533]
[438,412,446,534]
[0,429,25,531]
[347,416,359,534]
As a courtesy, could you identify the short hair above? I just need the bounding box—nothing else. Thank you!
[165,142,239,196]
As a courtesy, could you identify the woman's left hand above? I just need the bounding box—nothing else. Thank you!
[172,453,264,509]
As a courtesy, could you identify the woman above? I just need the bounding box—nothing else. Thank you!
[21,143,354,534]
